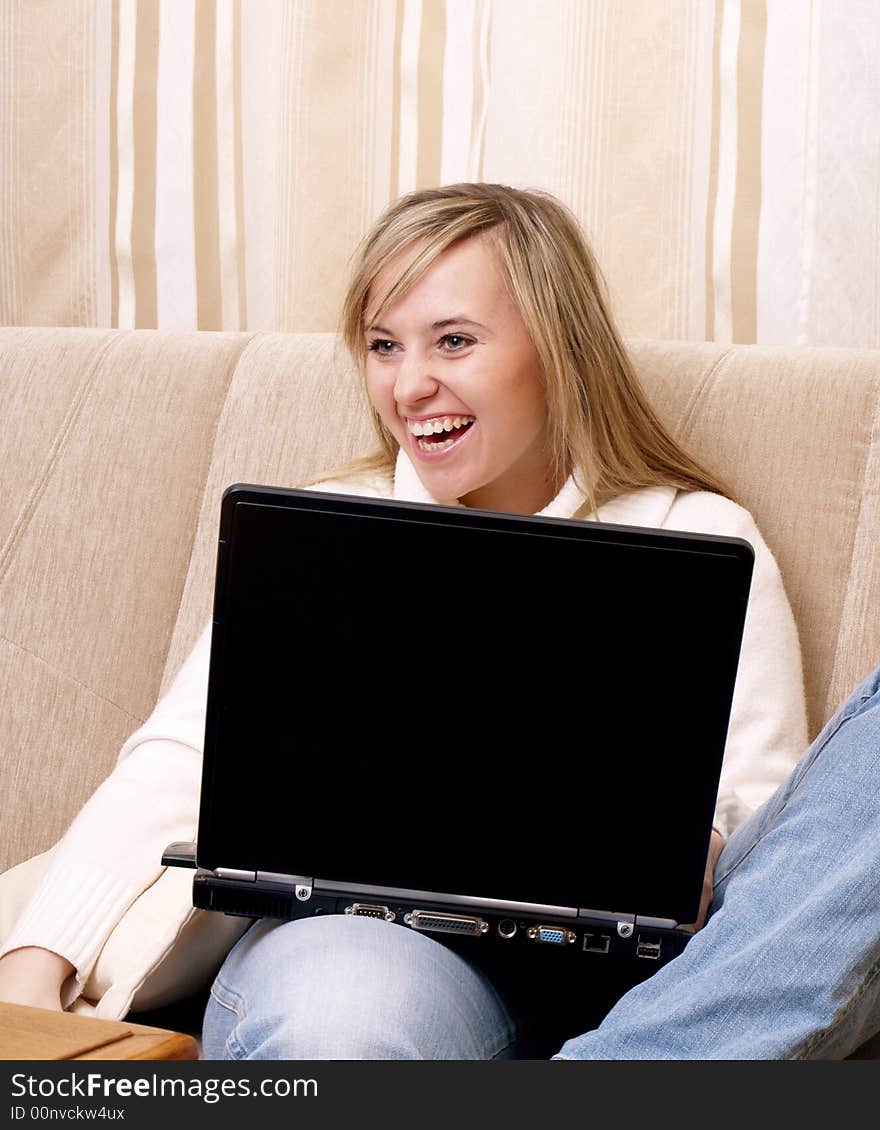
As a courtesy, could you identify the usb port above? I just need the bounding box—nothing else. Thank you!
[636,933,661,960]
[582,931,611,954]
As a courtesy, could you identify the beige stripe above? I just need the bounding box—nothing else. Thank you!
[415,0,445,190]
[109,0,120,327]
[193,0,222,330]
[233,0,247,329]
[216,0,239,329]
[280,2,378,329]
[730,0,766,344]
[82,0,94,325]
[1,1,18,321]
[115,0,136,326]
[389,0,404,201]
[469,0,491,180]
[705,0,723,340]
[0,1,6,318]
[92,0,113,327]
[131,0,158,328]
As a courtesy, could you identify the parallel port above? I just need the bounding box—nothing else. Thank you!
[404,911,489,936]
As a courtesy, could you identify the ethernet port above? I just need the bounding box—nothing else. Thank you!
[582,931,611,955]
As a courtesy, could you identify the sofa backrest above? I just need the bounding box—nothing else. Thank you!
[2,328,878,871]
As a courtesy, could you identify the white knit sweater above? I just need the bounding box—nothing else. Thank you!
[0,451,808,1009]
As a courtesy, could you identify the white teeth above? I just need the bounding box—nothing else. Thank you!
[417,436,456,452]
[407,415,474,437]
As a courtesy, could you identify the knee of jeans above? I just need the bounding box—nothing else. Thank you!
[209,916,457,1059]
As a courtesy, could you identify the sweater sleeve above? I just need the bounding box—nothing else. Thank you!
[0,624,212,1009]
[664,493,809,839]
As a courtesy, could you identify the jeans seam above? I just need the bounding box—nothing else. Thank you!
[789,950,880,1060]
[208,982,249,1060]
[712,699,866,891]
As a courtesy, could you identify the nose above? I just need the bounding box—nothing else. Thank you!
[393,350,439,409]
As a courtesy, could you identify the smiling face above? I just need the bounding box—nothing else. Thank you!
[364,234,561,514]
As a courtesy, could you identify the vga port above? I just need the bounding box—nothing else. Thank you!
[527,925,577,945]
[344,903,395,922]
[404,911,489,936]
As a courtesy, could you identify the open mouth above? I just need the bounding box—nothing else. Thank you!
[409,416,475,455]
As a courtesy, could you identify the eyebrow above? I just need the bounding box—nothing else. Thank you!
[365,317,486,334]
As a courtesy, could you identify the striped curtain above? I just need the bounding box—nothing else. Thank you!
[1,0,879,346]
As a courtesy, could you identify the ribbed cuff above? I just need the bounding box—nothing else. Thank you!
[0,862,144,1008]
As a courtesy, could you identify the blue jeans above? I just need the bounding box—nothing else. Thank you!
[201,666,880,1060]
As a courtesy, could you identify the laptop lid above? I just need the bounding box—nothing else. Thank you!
[196,484,753,927]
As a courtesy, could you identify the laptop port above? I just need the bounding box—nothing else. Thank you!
[526,925,577,945]
[404,911,489,936]
[497,919,517,939]
[344,903,395,922]
[636,934,662,960]
[583,931,611,954]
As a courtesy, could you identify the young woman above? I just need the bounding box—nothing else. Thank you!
[1,183,878,1059]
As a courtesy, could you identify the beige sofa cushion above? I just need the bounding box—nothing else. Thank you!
[0,328,253,873]
[629,340,880,736]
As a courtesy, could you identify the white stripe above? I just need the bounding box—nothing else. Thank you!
[397,0,421,195]
[115,0,137,328]
[439,0,474,184]
[216,0,239,330]
[366,0,394,222]
[711,0,740,343]
[155,0,196,329]
[754,0,812,344]
[796,0,821,346]
[240,0,282,331]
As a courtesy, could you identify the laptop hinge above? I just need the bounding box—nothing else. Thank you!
[577,907,636,938]
[213,868,313,901]
[635,914,678,930]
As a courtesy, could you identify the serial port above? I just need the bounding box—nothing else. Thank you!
[344,903,395,922]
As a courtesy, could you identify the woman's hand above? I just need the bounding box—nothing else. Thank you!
[0,947,75,1012]
[680,828,726,933]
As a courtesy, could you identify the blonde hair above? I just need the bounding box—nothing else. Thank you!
[311,182,733,515]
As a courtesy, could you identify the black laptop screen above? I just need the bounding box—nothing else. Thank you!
[197,487,753,924]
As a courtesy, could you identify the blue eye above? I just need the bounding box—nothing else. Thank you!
[441,334,473,351]
[368,338,397,355]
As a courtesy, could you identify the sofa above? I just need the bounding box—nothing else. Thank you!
[1,327,878,1056]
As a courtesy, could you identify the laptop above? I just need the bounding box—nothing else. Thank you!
[164,483,753,969]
